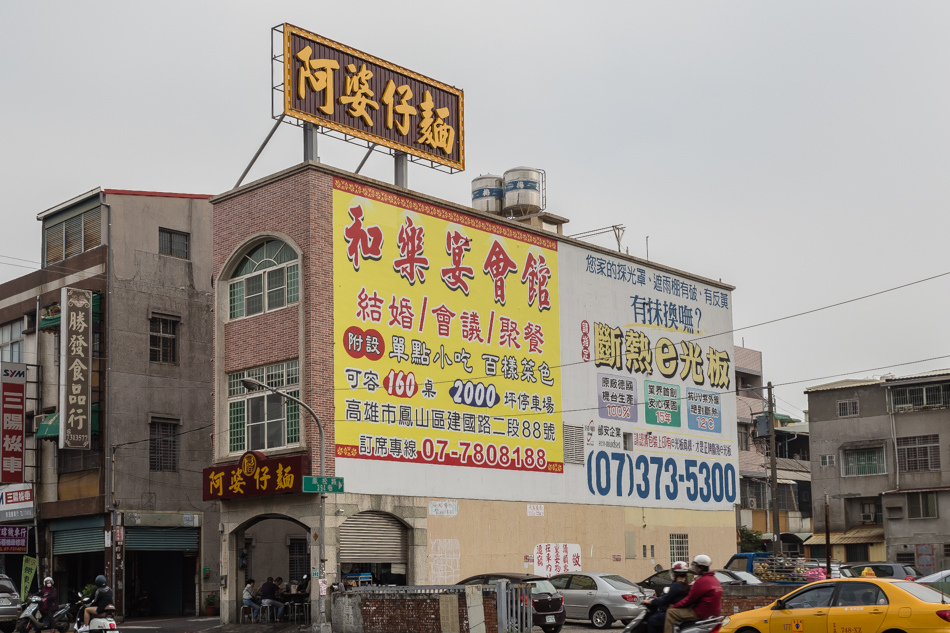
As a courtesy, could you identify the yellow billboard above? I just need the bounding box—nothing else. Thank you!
[333,178,562,473]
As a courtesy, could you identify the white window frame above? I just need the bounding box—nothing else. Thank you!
[669,533,689,564]
[897,435,941,472]
[227,360,301,454]
[228,240,300,320]
[843,446,887,476]
[820,454,836,467]
[0,318,24,363]
[837,399,859,418]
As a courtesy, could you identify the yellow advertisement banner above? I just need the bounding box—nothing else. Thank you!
[333,178,562,473]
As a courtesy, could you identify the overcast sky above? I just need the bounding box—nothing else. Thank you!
[2,2,948,416]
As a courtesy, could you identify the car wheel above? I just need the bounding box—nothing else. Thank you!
[541,625,563,633]
[14,620,30,633]
[591,606,614,629]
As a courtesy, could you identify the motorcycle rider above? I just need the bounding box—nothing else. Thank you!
[663,555,722,633]
[39,576,58,632]
[643,562,690,633]
[81,575,115,631]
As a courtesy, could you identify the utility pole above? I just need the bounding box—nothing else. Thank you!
[768,381,780,557]
[824,495,831,578]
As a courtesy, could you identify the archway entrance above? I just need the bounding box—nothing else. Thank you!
[339,511,408,587]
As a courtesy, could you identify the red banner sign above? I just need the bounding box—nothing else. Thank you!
[203,451,309,501]
[0,526,28,553]
[0,363,26,483]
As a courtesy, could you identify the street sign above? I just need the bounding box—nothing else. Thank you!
[302,476,345,494]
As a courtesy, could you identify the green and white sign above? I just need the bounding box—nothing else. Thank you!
[644,381,681,427]
[302,476,344,494]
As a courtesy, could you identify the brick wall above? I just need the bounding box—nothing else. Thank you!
[722,584,788,614]
[333,591,498,633]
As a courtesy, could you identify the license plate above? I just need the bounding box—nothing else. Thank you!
[546,616,556,623]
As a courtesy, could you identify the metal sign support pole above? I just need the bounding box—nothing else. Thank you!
[304,122,320,163]
[394,152,408,189]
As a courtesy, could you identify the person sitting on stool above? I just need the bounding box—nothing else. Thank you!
[242,579,260,623]
[259,576,286,621]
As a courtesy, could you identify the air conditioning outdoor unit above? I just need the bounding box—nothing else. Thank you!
[31,414,44,434]
[860,513,875,523]
[748,498,757,509]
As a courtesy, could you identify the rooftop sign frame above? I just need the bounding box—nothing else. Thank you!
[272,23,464,173]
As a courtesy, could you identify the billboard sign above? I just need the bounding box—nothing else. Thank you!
[0,363,26,483]
[0,484,33,522]
[59,288,93,450]
[202,451,308,501]
[333,177,561,496]
[283,24,464,170]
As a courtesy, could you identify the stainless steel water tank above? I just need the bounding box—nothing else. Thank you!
[503,167,543,216]
[471,174,504,214]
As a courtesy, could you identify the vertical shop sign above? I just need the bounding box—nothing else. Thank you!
[59,288,93,450]
[0,363,26,483]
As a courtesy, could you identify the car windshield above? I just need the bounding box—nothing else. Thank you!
[730,571,762,584]
[893,581,950,603]
[601,575,638,590]
[903,566,920,577]
[0,580,15,595]
[528,580,557,594]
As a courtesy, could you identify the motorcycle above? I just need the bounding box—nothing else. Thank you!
[16,591,80,633]
[622,598,724,633]
[75,595,119,632]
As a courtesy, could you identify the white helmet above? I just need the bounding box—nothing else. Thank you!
[671,561,689,573]
[43,577,53,585]
[693,554,712,567]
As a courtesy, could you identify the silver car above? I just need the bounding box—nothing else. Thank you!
[549,572,653,629]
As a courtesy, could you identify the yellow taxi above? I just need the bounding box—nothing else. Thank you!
[720,578,950,633]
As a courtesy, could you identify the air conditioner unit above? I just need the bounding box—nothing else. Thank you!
[748,498,757,509]
[860,513,875,523]
[31,414,44,434]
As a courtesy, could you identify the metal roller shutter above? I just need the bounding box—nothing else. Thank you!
[339,511,407,563]
[124,527,200,551]
[53,528,105,555]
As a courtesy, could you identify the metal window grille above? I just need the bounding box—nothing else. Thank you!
[669,533,689,564]
[45,222,64,265]
[83,207,101,250]
[57,433,101,473]
[837,400,859,418]
[820,454,836,467]
[895,552,916,565]
[159,228,190,259]
[289,538,308,581]
[845,543,869,561]
[944,543,950,557]
[562,425,585,464]
[908,492,938,519]
[226,360,301,454]
[891,383,950,411]
[897,435,941,472]
[843,447,886,476]
[149,317,178,364]
[149,420,179,472]
[63,215,83,259]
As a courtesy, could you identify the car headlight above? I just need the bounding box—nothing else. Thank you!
[721,617,731,627]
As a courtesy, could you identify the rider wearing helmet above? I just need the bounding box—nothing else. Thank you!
[643,561,690,633]
[82,575,115,630]
[663,555,723,633]
[39,576,58,631]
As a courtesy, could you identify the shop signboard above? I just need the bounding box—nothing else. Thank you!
[0,527,28,554]
[283,24,464,170]
[0,363,26,483]
[202,451,308,501]
[333,177,561,497]
[0,484,33,521]
[59,288,93,450]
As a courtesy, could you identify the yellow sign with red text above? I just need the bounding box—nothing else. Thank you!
[333,178,562,473]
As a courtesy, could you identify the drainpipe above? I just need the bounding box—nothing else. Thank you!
[99,194,115,592]
[33,296,40,565]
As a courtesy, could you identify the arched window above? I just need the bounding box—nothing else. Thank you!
[229,240,299,319]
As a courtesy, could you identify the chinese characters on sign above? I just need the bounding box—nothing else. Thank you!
[334,179,563,476]
[533,543,581,577]
[202,452,308,501]
[0,364,26,483]
[59,288,92,450]
[0,526,27,554]
[284,24,464,170]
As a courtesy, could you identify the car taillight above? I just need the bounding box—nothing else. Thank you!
[937,610,950,622]
[906,576,915,581]
[710,625,722,633]
[621,594,640,603]
[559,595,564,607]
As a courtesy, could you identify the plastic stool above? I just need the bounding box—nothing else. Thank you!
[240,605,254,623]
[260,604,275,622]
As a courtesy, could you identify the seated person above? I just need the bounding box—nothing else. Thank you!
[259,576,286,621]
[664,555,723,633]
[242,579,261,622]
[643,562,690,633]
[82,575,115,630]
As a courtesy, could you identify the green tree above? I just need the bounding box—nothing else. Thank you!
[739,525,766,552]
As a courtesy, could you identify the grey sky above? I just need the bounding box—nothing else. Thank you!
[2,2,948,416]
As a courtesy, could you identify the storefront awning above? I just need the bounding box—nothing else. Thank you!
[803,527,885,546]
[36,405,100,440]
[38,294,101,332]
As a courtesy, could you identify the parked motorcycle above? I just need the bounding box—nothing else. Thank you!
[15,596,43,633]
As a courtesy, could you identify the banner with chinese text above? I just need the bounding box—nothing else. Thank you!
[203,452,307,501]
[333,178,562,496]
[59,288,92,450]
[0,364,25,483]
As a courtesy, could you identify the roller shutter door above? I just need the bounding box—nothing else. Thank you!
[339,511,407,563]
[124,527,199,551]
[53,528,105,555]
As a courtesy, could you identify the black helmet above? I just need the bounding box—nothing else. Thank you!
[95,575,107,587]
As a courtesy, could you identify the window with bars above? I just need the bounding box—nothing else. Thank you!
[227,360,301,453]
[289,538,309,581]
[669,533,689,564]
[897,435,941,472]
[843,446,886,476]
[895,552,916,565]
[44,207,101,266]
[58,433,101,473]
[820,454,836,467]
[908,492,938,519]
[837,400,859,418]
[159,228,190,259]
[891,383,950,411]
[562,425,585,464]
[149,420,179,471]
[149,317,178,364]
[944,543,950,557]
[229,240,300,320]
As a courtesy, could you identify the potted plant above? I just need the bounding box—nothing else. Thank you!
[204,592,219,616]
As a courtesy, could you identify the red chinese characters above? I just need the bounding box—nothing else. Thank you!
[521,252,552,311]
[498,316,521,349]
[482,240,518,305]
[355,287,384,323]
[343,205,384,270]
[523,322,544,354]
[388,296,415,330]
[441,230,474,293]
[393,216,429,284]
[460,311,484,343]
[430,304,457,338]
